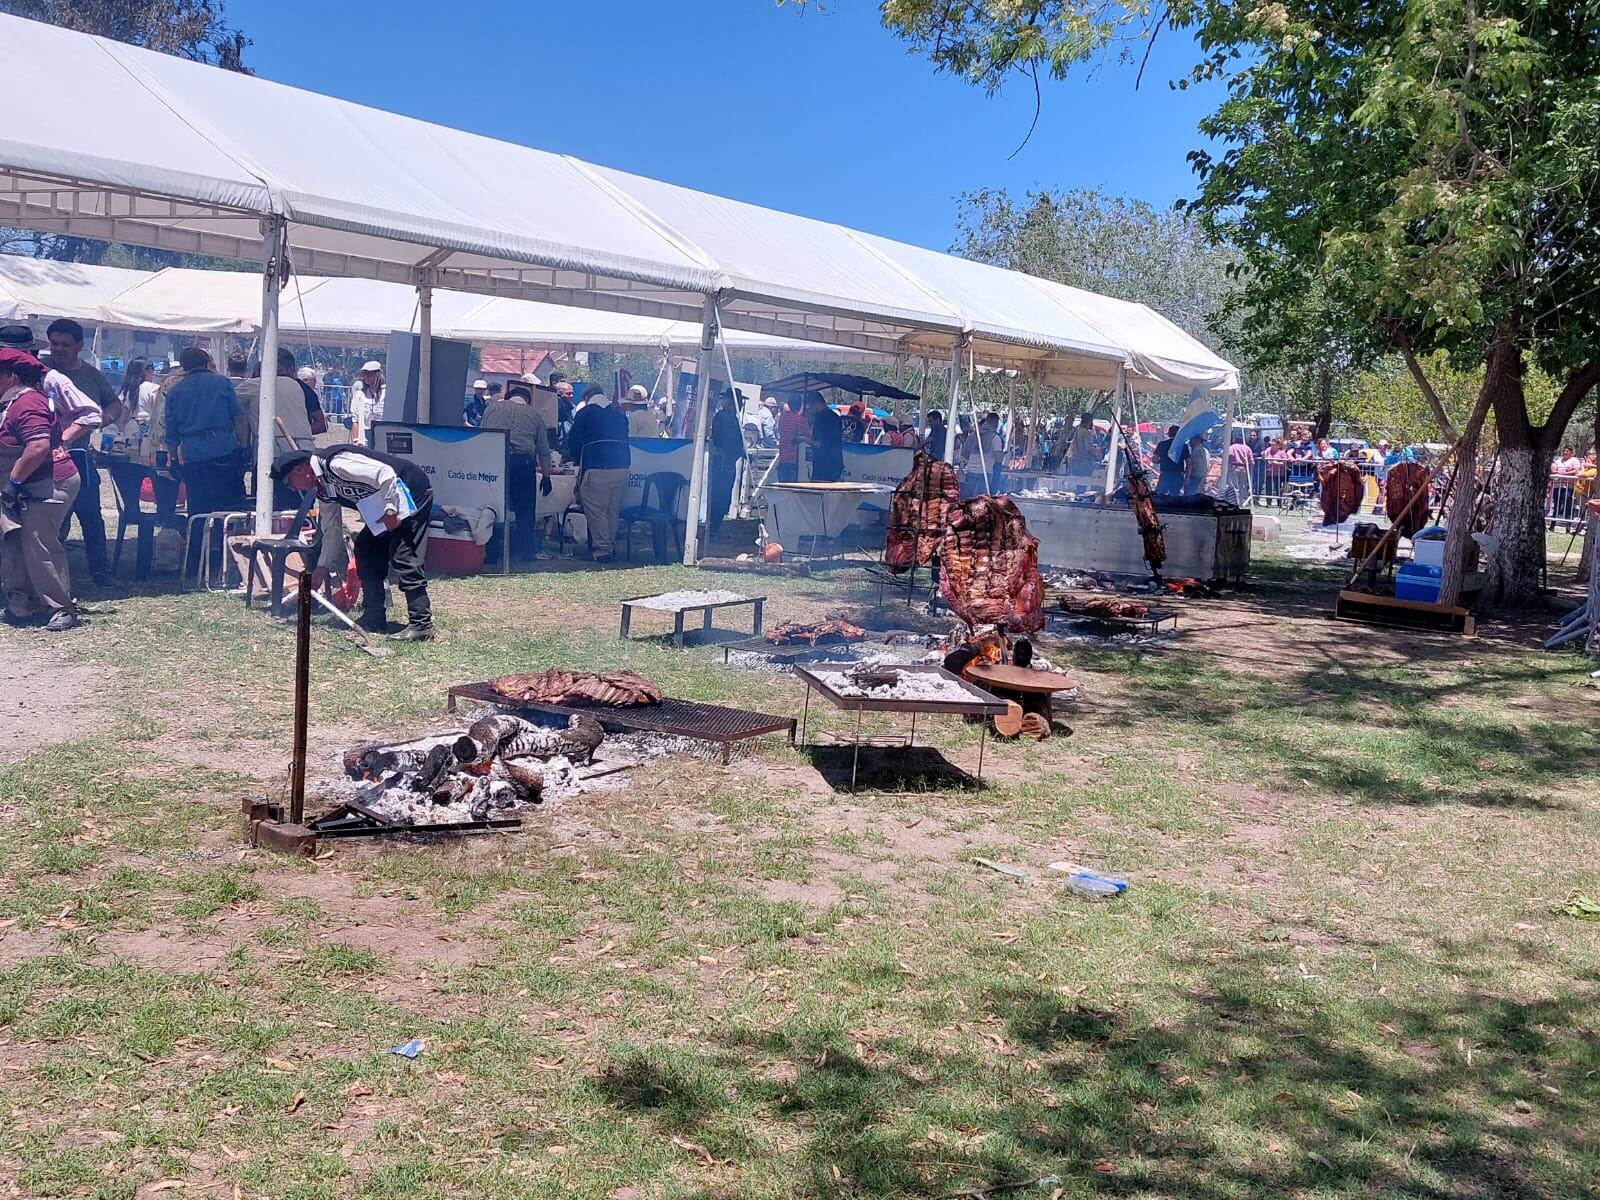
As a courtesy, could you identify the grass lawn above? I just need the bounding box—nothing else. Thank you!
[2,543,1599,1199]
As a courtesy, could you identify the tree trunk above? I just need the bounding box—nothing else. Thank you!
[1437,379,1496,608]
[1484,347,1548,607]
[1580,403,1600,578]
[1311,363,1333,441]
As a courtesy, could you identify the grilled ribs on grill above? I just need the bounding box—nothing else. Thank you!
[885,452,960,573]
[1061,595,1151,620]
[489,669,663,707]
[766,617,867,646]
[938,495,1045,634]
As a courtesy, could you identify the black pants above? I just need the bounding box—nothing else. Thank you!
[708,456,737,538]
[181,455,246,575]
[506,454,540,563]
[353,497,432,632]
[64,448,109,578]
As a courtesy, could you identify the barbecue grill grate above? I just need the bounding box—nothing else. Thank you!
[447,683,796,763]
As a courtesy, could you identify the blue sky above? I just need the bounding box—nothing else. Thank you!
[228,0,1222,254]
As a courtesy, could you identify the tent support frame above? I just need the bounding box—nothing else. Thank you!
[254,214,286,536]
[681,294,720,565]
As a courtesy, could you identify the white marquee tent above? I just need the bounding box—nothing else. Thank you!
[90,264,884,360]
[0,13,1237,557]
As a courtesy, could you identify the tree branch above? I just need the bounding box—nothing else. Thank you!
[1536,357,1600,454]
[1391,324,1458,440]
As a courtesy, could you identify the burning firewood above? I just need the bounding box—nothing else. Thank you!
[845,663,901,690]
[490,669,663,707]
[453,713,606,767]
[766,617,867,646]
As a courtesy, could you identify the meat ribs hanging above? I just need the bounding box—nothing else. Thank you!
[885,451,961,574]
[938,494,1045,634]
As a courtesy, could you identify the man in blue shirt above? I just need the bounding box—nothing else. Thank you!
[165,346,248,574]
[565,385,631,561]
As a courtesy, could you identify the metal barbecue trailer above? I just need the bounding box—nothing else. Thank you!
[792,663,1008,792]
[445,682,796,765]
[619,592,766,648]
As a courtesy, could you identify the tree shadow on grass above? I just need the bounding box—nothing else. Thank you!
[590,948,1600,1199]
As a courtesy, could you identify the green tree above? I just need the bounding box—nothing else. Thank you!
[0,0,249,263]
[0,0,248,66]
[859,0,1600,606]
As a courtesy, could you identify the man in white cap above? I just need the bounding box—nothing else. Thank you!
[351,360,386,446]
[465,379,490,427]
[623,384,658,438]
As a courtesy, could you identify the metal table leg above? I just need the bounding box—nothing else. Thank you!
[673,610,685,647]
[976,722,987,784]
[619,603,632,640]
[800,687,811,746]
[851,708,863,793]
[751,598,764,636]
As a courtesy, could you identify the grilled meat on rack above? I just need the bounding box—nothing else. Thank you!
[766,617,867,646]
[489,669,663,707]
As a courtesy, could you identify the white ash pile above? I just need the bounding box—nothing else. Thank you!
[628,588,749,610]
[341,711,605,825]
[809,662,979,703]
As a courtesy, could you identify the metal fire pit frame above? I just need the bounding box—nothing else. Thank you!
[792,662,1007,791]
[720,633,867,665]
[445,683,796,764]
[1052,601,1180,636]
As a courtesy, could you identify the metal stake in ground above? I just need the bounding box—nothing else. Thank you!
[290,569,311,826]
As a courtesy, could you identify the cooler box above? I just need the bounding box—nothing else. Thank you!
[1395,562,1442,603]
[425,526,486,576]
[1411,525,1447,567]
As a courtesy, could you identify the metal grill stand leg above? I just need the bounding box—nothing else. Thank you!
[851,708,863,793]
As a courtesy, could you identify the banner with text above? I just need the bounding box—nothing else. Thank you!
[373,422,508,520]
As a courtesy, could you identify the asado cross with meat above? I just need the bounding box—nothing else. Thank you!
[938,495,1045,634]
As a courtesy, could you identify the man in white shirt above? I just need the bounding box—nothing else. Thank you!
[350,361,386,446]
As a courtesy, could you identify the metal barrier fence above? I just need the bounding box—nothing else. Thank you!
[1547,474,1585,531]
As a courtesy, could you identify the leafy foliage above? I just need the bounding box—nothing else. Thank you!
[0,0,248,67]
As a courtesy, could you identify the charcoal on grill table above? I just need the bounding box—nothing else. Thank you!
[490,669,663,707]
[846,664,901,690]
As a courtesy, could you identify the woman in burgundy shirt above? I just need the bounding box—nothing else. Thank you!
[0,347,80,629]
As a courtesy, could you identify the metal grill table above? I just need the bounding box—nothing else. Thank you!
[720,633,867,665]
[1052,603,1179,636]
[620,591,766,648]
[446,682,795,764]
[792,663,1007,791]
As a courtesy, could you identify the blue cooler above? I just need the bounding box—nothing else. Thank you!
[1395,562,1443,603]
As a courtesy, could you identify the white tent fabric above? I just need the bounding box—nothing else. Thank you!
[0,13,1235,394]
[97,265,884,361]
[0,257,147,323]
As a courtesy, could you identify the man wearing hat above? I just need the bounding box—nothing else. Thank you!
[351,361,386,446]
[623,384,658,439]
[270,443,436,641]
[464,379,490,428]
[0,323,113,585]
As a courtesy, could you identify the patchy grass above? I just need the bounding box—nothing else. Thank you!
[2,552,1599,1197]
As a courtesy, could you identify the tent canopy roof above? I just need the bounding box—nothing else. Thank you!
[0,13,1236,394]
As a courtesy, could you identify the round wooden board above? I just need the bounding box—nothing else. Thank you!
[967,663,1076,695]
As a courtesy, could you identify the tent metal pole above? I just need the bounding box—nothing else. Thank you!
[1104,369,1125,496]
[1006,374,1018,451]
[943,335,966,464]
[681,294,719,566]
[893,353,907,390]
[254,215,285,536]
[916,354,930,435]
[1029,372,1042,464]
[417,279,433,423]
